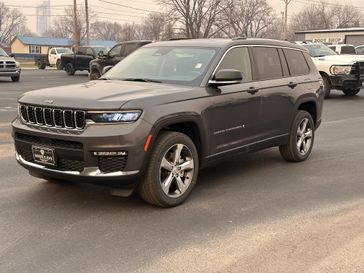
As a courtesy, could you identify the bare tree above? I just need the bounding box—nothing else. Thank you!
[45,7,95,40]
[91,21,123,41]
[290,0,363,32]
[160,0,227,38]
[0,2,30,44]
[221,0,277,38]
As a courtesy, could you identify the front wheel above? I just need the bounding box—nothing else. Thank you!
[11,75,20,82]
[90,69,101,80]
[138,132,199,207]
[342,88,360,96]
[321,74,331,98]
[279,110,315,162]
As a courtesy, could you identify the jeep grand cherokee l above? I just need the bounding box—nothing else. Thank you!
[12,38,324,207]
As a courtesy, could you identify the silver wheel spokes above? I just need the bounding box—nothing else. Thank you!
[160,144,194,198]
[297,118,313,155]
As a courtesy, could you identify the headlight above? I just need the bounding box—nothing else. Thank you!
[330,65,352,75]
[15,61,20,68]
[89,111,142,123]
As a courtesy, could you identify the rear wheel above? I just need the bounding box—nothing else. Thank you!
[65,63,75,75]
[279,110,315,162]
[138,132,199,207]
[37,61,46,70]
[342,88,360,96]
[56,59,62,70]
[11,75,20,82]
[90,69,101,80]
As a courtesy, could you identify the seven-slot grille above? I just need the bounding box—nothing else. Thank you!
[19,104,86,130]
[0,60,16,70]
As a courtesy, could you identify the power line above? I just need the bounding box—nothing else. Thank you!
[292,0,364,10]
[97,0,160,13]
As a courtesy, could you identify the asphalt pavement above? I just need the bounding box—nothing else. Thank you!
[1,70,364,273]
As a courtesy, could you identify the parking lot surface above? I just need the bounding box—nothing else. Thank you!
[1,70,364,273]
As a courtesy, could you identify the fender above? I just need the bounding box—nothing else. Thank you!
[138,112,209,175]
[291,94,319,129]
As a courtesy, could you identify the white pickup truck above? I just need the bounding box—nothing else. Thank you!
[300,43,364,98]
[34,47,73,70]
[0,48,21,82]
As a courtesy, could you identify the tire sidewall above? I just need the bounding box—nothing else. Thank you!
[143,132,199,207]
[65,63,75,75]
[289,111,315,161]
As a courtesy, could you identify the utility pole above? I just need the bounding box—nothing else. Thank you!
[85,0,90,45]
[282,0,292,41]
[72,0,80,52]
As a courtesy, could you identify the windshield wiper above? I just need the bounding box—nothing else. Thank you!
[123,78,162,83]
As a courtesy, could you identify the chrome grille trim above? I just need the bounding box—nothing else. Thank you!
[19,104,86,130]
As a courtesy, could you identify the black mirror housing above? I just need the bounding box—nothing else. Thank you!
[209,69,243,86]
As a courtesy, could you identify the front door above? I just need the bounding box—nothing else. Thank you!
[204,47,263,156]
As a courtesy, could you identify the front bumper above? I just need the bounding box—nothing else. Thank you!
[0,69,21,77]
[329,74,363,90]
[12,117,152,188]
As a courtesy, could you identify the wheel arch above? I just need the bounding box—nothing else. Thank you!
[295,98,318,127]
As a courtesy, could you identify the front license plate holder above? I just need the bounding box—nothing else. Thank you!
[32,146,56,166]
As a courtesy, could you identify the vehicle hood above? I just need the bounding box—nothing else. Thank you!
[18,80,195,110]
[313,54,364,64]
[0,56,15,61]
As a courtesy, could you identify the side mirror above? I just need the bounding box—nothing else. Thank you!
[102,65,113,75]
[208,69,243,86]
[98,51,104,58]
[9,53,15,58]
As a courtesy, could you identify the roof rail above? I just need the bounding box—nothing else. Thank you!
[232,36,247,40]
[168,37,193,41]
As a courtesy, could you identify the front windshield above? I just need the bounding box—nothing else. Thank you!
[0,48,8,57]
[103,46,219,86]
[303,44,337,57]
[57,48,72,54]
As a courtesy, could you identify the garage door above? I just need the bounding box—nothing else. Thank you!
[345,35,364,46]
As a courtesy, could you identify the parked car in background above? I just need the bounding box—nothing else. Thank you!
[13,38,323,207]
[61,46,108,75]
[89,40,152,80]
[328,44,356,55]
[34,47,73,70]
[0,48,21,82]
[300,42,364,98]
[356,45,364,54]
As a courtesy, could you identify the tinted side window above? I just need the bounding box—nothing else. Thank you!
[341,46,356,54]
[124,44,139,56]
[283,49,310,76]
[357,47,364,54]
[216,47,252,82]
[109,45,122,57]
[50,49,56,55]
[86,48,94,56]
[77,47,86,55]
[251,47,282,80]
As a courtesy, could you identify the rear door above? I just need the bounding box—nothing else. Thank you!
[250,46,292,139]
[205,47,263,156]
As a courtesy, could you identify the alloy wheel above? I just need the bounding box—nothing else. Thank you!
[296,118,313,155]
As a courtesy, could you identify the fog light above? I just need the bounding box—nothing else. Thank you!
[92,151,127,157]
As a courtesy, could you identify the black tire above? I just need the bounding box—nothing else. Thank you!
[342,88,360,96]
[37,61,46,70]
[321,74,331,99]
[90,69,101,80]
[11,75,20,82]
[138,131,199,207]
[56,59,62,70]
[279,110,315,162]
[65,63,75,75]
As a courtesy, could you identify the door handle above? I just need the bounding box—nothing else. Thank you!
[288,81,298,89]
[247,87,259,95]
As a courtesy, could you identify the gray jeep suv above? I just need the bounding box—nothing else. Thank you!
[0,48,21,82]
[12,38,324,207]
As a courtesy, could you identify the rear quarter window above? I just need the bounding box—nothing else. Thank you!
[340,46,356,54]
[251,47,283,80]
[283,49,310,76]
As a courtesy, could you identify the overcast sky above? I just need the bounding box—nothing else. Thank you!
[2,0,364,34]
